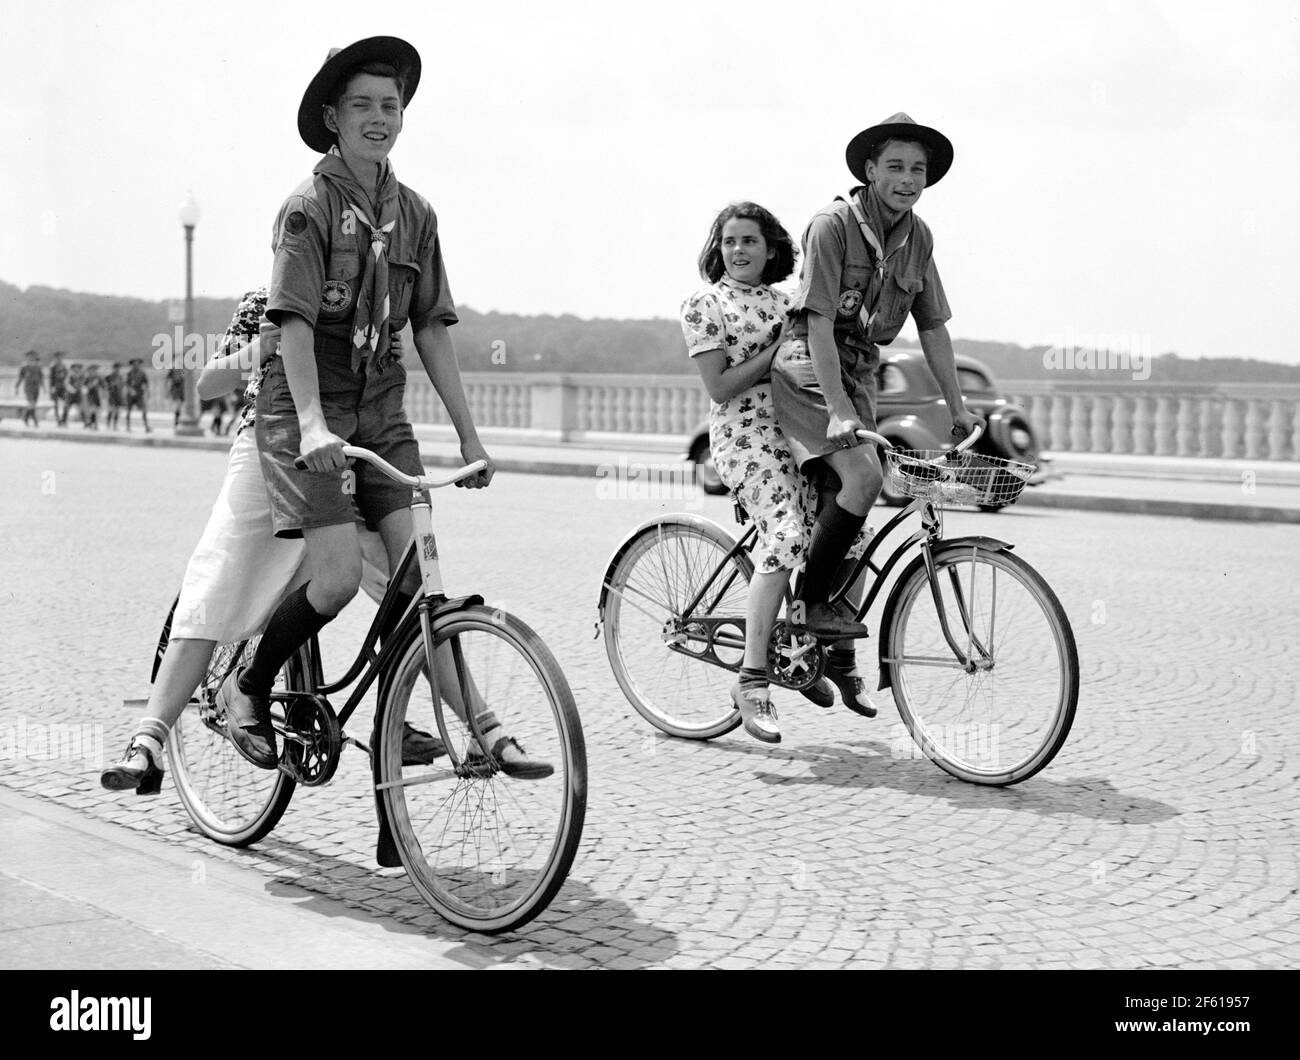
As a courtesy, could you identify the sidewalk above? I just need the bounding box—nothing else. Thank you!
[4,421,1298,523]
[0,788,466,969]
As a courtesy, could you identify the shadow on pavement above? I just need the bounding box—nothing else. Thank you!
[705,736,1179,823]
[246,837,678,968]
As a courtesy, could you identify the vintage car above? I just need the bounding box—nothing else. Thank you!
[686,351,1049,509]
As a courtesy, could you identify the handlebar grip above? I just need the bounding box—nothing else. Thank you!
[951,422,985,452]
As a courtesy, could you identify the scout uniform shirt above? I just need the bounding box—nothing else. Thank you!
[48,360,67,396]
[266,149,457,371]
[787,184,951,370]
[18,362,43,397]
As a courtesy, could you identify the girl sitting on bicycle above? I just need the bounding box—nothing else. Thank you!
[102,288,548,802]
[681,202,873,744]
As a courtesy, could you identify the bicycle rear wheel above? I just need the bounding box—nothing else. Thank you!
[601,516,749,739]
[882,545,1078,786]
[167,633,304,846]
[377,605,586,933]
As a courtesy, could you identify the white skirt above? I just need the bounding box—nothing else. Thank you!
[170,431,390,642]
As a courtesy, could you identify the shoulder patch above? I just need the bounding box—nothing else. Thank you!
[284,211,308,235]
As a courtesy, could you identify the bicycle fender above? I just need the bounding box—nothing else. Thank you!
[369,593,484,868]
[875,537,1014,691]
[595,513,741,613]
[374,594,485,708]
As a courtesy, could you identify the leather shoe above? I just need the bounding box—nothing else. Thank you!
[218,667,278,769]
[100,739,164,795]
[798,676,836,709]
[827,664,880,718]
[731,683,781,744]
[400,723,447,765]
[465,735,555,779]
[800,600,870,640]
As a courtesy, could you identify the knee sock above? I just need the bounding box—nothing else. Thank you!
[801,501,867,606]
[827,645,858,675]
[239,583,334,696]
[739,665,768,695]
[133,717,169,761]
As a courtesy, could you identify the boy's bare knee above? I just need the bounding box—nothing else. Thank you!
[310,572,360,616]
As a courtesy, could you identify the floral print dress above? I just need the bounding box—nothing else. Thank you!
[680,277,816,574]
[221,285,274,437]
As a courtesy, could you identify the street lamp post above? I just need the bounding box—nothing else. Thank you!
[175,192,203,437]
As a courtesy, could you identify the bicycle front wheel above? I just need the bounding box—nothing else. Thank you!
[601,516,750,739]
[377,606,586,933]
[167,635,304,846]
[883,545,1078,786]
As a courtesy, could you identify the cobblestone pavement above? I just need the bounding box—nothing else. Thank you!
[1,438,1297,968]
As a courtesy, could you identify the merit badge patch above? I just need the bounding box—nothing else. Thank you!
[837,288,864,317]
[321,280,352,314]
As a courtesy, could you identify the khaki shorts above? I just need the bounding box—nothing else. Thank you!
[255,346,426,539]
[770,337,878,470]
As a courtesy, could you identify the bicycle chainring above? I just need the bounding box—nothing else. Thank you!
[767,622,826,690]
[279,694,341,787]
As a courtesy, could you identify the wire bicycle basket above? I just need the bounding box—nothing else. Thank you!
[883,447,1036,508]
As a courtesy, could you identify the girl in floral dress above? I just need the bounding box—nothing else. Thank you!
[681,202,876,744]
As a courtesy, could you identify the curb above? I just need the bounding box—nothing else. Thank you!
[5,424,1298,524]
[1015,489,1300,524]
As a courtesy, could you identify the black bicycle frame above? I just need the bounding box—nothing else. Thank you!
[304,540,439,732]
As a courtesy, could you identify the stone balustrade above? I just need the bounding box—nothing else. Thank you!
[1000,381,1300,461]
[4,366,1298,461]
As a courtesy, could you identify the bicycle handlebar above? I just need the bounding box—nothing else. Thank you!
[293,445,487,489]
[855,422,985,453]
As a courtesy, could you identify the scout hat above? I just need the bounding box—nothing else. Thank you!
[297,36,422,153]
[845,112,953,186]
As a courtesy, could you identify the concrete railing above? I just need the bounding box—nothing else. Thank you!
[5,366,1298,461]
[403,373,1300,461]
[401,372,714,439]
[1001,382,1300,461]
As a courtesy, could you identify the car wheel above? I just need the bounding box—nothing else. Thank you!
[692,442,727,496]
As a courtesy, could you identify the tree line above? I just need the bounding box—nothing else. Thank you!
[3,279,1297,384]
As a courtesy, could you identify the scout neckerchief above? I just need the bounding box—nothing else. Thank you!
[842,185,912,335]
[314,147,399,372]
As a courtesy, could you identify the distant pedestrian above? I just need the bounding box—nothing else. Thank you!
[166,368,185,427]
[16,350,43,427]
[82,364,103,429]
[202,391,231,435]
[105,362,125,429]
[125,358,152,432]
[64,363,85,426]
[48,351,67,425]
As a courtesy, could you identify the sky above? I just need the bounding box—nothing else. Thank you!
[2,0,1298,363]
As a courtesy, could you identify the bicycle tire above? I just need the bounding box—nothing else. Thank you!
[601,516,749,740]
[376,605,586,933]
[882,545,1078,785]
[166,628,306,847]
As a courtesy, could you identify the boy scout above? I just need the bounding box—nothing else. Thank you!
[16,351,43,426]
[48,351,67,425]
[772,113,981,638]
[220,37,548,780]
[124,358,152,432]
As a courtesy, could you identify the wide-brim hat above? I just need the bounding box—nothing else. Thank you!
[297,36,422,154]
[845,112,953,186]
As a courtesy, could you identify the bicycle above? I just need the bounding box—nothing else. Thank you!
[597,426,1078,786]
[148,447,587,932]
